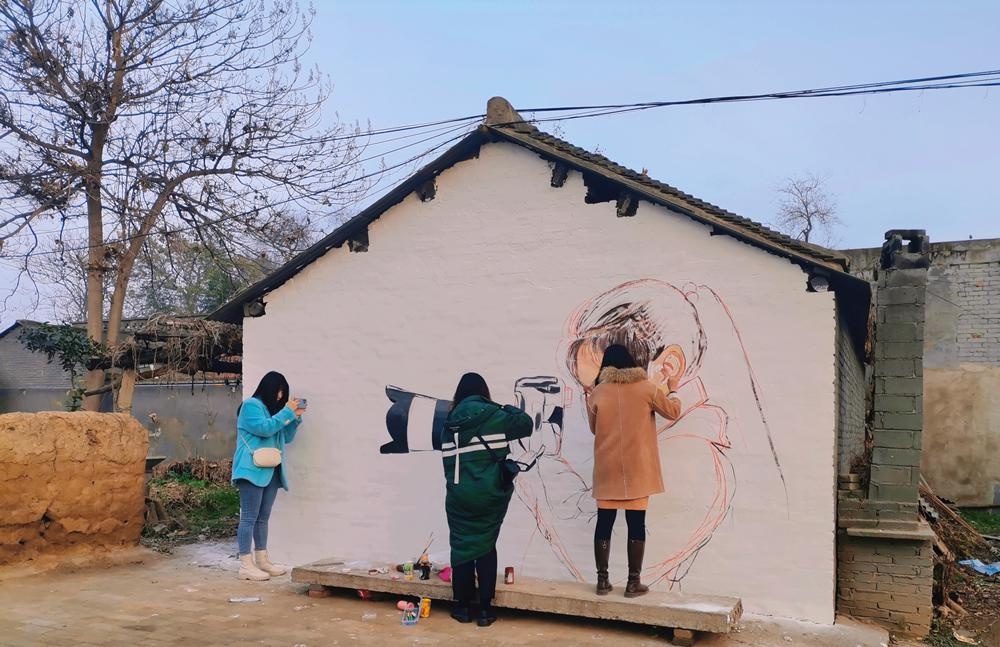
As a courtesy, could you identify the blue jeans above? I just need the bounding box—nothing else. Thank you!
[236,470,281,556]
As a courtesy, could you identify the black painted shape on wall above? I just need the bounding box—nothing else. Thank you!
[381,386,449,454]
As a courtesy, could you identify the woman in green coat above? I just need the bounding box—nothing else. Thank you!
[442,373,532,627]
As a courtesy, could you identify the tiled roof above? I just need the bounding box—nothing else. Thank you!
[210,99,867,324]
[491,123,848,270]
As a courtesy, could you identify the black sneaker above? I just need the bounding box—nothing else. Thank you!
[476,608,497,627]
[450,605,473,623]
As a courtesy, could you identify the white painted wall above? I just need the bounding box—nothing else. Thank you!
[244,142,838,623]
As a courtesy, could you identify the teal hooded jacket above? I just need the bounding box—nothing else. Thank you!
[231,397,301,490]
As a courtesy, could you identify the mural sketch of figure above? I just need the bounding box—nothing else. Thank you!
[510,376,594,580]
[378,278,785,587]
[563,278,785,587]
[379,378,593,580]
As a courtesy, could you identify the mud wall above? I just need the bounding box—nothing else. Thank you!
[0,412,148,568]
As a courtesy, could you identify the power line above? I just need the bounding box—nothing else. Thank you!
[1,117,483,241]
[3,67,1000,254]
[0,125,479,259]
[517,69,1000,113]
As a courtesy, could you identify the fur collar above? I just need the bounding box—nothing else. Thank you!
[597,366,647,384]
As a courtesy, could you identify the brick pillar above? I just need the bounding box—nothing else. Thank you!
[836,230,934,638]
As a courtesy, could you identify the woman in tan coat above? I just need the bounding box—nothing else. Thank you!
[585,344,681,597]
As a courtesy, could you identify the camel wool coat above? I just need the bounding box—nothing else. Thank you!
[586,367,682,502]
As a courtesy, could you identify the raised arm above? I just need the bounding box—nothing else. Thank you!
[650,383,682,422]
[239,399,298,438]
[500,404,534,441]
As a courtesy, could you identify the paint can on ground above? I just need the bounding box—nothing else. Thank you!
[504,567,515,584]
[419,597,431,618]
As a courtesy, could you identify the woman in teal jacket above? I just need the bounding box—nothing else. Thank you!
[443,373,532,626]
[232,371,305,581]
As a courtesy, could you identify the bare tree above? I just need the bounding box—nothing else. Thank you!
[0,0,368,411]
[773,173,842,246]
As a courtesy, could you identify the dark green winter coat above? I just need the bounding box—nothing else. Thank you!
[442,396,532,565]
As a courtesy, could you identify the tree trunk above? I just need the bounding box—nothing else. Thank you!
[115,368,137,414]
[82,124,110,412]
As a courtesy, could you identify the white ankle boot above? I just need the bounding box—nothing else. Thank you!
[254,550,288,576]
[238,553,270,581]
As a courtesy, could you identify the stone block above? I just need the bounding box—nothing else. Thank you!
[872,447,922,467]
[884,305,925,324]
[873,395,916,413]
[876,377,922,396]
[875,412,923,430]
[292,560,742,634]
[870,483,918,502]
[872,431,917,450]
[876,509,919,522]
[876,342,924,360]
[874,359,917,378]
[880,287,923,306]
[879,322,922,342]
[884,269,929,289]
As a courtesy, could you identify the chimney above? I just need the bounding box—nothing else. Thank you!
[868,229,930,510]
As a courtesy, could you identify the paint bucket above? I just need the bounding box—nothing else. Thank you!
[419,597,432,618]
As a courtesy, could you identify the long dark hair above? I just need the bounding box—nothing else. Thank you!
[252,371,290,415]
[451,372,491,410]
[594,344,639,385]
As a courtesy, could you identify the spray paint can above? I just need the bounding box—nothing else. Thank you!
[504,566,515,584]
[419,597,432,618]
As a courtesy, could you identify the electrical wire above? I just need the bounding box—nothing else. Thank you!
[3,67,1000,256]
[0,124,480,259]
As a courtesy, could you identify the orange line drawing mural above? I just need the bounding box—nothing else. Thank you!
[561,279,785,587]
[379,278,785,589]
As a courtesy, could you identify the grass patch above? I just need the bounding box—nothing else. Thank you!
[143,467,239,549]
[960,509,1000,537]
[926,618,964,647]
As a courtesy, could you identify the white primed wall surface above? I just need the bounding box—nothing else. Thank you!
[244,143,838,623]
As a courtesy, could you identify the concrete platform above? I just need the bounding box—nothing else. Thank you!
[292,558,742,639]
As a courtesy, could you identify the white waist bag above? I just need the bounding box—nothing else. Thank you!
[239,431,282,467]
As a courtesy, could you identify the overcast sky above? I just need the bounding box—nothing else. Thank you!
[3,1,998,329]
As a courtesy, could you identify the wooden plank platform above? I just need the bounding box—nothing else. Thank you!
[291,558,742,635]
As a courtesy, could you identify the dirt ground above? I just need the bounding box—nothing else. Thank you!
[0,541,894,647]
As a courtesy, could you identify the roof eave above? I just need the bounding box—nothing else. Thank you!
[490,125,850,276]
[207,129,489,323]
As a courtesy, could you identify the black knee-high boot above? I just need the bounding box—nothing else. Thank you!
[475,549,498,627]
[450,561,474,623]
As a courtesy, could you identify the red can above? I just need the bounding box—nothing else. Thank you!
[504,567,515,585]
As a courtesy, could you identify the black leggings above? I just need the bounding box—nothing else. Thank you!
[594,508,646,541]
[451,547,498,609]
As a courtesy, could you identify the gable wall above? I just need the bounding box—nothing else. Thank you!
[244,142,839,622]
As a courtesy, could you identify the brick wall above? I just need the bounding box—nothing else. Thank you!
[836,533,934,636]
[0,328,71,389]
[835,298,867,474]
[951,260,1000,364]
[835,231,933,638]
[842,238,1000,506]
